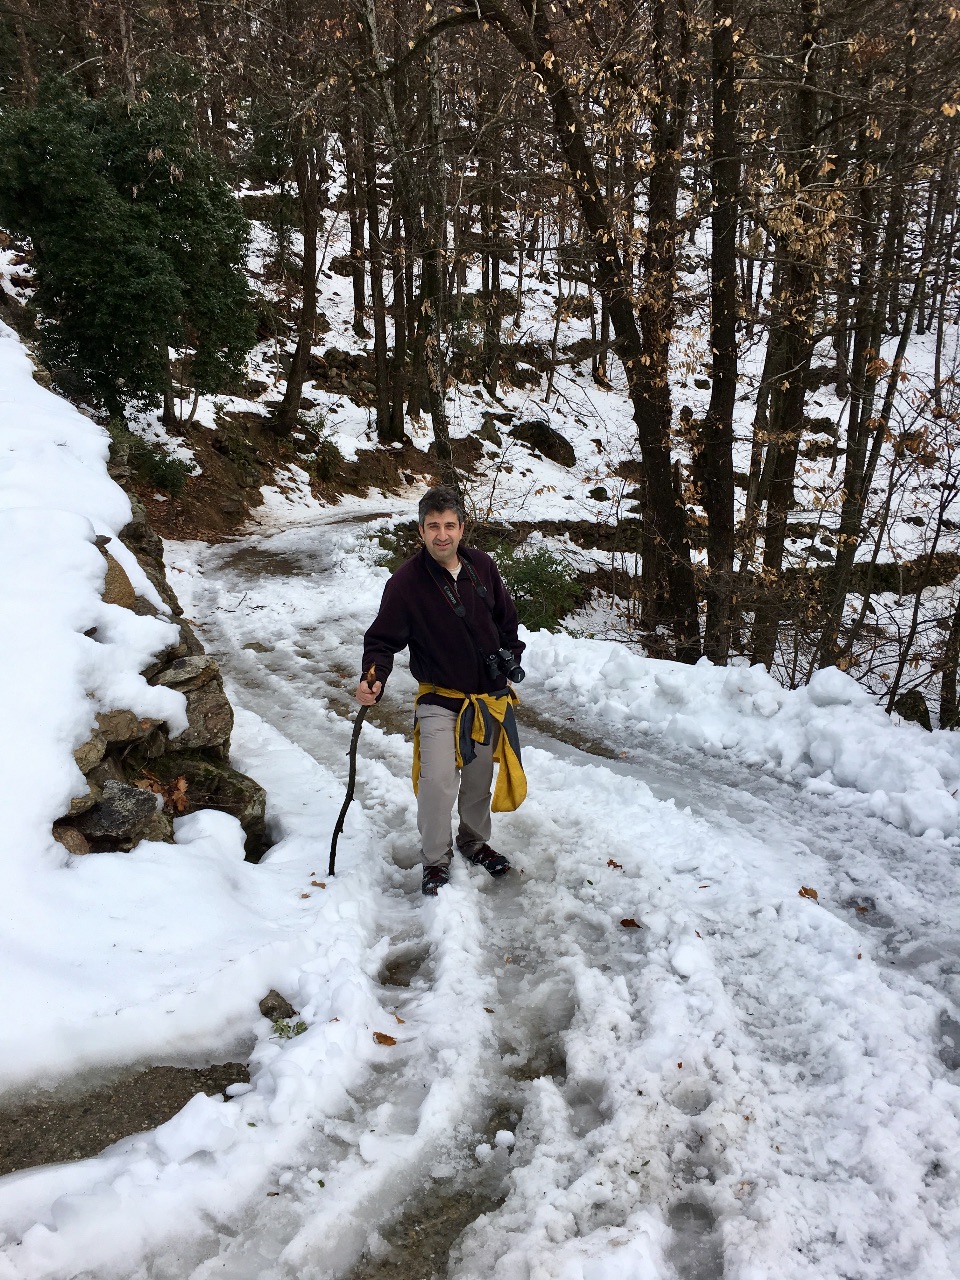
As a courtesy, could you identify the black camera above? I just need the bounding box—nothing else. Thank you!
[486,647,525,684]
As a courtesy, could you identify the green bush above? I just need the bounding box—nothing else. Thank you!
[313,437,344,484]
[493,544,582,632]
[108,420,194,497]
[375,521,420,571]
[132,442,194,497]
[0,66,254,415]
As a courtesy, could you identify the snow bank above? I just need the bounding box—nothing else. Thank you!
[0,710,395,1280]
[0,320,376,1089]
[0,321,290,1090]
[0,324,185,879]
[525,632,960,840]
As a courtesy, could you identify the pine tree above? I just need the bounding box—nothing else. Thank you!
[0,66,253,418]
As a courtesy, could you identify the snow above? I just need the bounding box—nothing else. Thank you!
[4,310,960,1280]
[524,634,960,839]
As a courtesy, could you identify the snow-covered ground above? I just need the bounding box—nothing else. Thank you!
[5,271,960,1280]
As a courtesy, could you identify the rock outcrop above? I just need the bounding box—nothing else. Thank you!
[52,496,270,862]
[509,419,576,468]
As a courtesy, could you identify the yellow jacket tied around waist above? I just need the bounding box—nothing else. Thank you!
[412,684,527,812]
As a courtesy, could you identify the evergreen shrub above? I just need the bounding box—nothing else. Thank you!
[374,526,581,631]
[313,438,344,484]
[0,65,254,416]
[108,420,194,497]
[493,544,581,632]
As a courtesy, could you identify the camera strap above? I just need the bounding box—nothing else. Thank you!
[425,555,499,666]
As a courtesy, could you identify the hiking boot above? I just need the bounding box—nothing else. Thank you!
[421,864,451,896]
[458,843,511,877]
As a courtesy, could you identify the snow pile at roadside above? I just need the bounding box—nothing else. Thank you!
[525,631,960,840]
[0,712,397,1280]
[0,320,373,1096]
[0,322,183,876]
[0,320,267,1089]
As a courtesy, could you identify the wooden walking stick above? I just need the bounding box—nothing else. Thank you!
[329,666,378,876]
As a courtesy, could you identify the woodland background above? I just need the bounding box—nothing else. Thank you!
[2,0,960,719]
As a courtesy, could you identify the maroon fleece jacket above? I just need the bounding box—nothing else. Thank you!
[361,545,524,709]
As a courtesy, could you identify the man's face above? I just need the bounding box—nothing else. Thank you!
[420,508,464,568]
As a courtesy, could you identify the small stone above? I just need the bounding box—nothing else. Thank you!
[477,417,503,447]
[52,823,92,856]
[96,710,160,743]
[73,732,107,775]
[102,552,138,611]
[73,780,159,845]
[259,990,297,1021]
[694,376,711,390]
[68,785,101,817]
[141,810,175,843]
[509,420,576,467]
[179,681,234,750]
[151,656,220,691]
[894,688,932,731]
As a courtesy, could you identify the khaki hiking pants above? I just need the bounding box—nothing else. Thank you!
[415,703,499,868]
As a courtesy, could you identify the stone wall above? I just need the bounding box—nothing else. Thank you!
[53,499,270,861]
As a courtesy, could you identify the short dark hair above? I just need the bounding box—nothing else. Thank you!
[418,486,465,526]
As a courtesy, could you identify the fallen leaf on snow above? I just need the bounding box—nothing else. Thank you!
[620,918,641,929]
[799,886,819,901]
[373,1032,397,1046]
[607,858,623,870]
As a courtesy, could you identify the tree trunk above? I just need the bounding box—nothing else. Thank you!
[389,211,408,441]
[273,139,324,437]
[939,594,960,730]
[361,105,396,442]
[342,120,368,339]
[749,0,825,668]
[422,42,457,486]
[699,0,738,663]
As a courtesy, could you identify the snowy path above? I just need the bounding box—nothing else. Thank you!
[159,514,960,1280]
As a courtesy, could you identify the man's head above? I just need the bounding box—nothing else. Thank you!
[418,486,465,569]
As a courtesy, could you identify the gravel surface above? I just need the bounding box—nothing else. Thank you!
[0,1062,249,1176]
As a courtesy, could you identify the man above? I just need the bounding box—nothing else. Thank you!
[356,487,526,896]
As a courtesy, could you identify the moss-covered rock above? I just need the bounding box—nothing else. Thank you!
[145,753,269,861]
